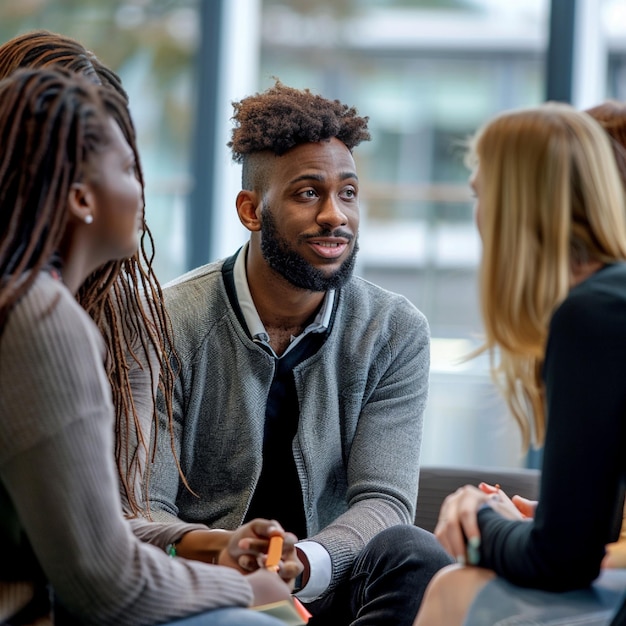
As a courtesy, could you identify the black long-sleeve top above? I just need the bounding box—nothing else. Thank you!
[477,263,626,591]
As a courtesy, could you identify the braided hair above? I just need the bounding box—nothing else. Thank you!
[0,30,181,515]
[0,68,119,314]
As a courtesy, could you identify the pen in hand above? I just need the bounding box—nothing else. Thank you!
[265,534,312,622]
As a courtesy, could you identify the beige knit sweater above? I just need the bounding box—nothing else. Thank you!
[0,272,253,625]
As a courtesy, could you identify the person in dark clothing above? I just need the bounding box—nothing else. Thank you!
[414,102,626,626]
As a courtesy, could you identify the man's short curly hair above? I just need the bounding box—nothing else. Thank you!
[228,80,370,163]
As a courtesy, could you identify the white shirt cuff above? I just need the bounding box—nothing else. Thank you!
[294,540,331,602]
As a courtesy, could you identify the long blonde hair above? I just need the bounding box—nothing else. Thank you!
[471,102,626,449]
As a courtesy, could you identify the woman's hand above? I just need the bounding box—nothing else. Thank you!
[246,568,293,607]
[511,495,537,519]
[173,528,231,563]
[479,482,537,519]
[602,540,626,569]
[435,484,525,565]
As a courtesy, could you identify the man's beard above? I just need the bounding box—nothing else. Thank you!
[260,206,358,292]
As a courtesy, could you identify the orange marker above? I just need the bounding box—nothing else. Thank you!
[293,597,313,622]
[265,535,283,571]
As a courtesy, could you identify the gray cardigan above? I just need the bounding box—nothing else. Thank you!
[149,252,430,592]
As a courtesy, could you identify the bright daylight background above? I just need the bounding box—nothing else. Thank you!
[2,0,625,469]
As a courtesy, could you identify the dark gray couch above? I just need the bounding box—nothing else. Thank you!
[415,465,541,532]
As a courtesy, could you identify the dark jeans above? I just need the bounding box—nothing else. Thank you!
[304,524,454,626]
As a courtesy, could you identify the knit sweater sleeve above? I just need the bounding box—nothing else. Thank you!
[306,289,431,588]
[0,275,253,625]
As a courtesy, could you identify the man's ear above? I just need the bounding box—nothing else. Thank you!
[67,182,95,224]
[236,190,262,232]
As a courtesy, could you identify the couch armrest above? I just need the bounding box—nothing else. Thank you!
[415,465,541,533]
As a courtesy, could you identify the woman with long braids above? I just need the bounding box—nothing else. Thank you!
[0,29,173,519]
[0,67,299,626]
[0,31,289,568]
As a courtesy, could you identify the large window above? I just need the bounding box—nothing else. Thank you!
[0,0,200,281]
[259,1,547,342]
[3,0,624,467]
[258,0,549,466]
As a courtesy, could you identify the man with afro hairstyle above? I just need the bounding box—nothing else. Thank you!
[148,80,454,626]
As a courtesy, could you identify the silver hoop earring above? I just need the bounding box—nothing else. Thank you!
[84,215,93,225]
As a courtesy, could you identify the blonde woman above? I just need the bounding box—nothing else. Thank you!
[588,100,626,573]
[414,103,626,626]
